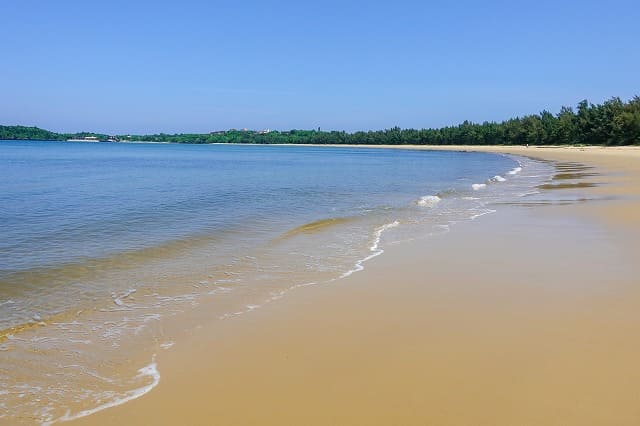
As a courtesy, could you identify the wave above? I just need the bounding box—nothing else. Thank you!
[507,166,522,175]
[0,232,219,300]
[416,195,441,207]
[279,217,354,240]
[473,173,507,191]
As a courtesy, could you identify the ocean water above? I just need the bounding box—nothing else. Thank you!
[0,140,553,424]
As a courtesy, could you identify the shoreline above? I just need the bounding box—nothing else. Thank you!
[70,145,640,425]
[14,145,640,425]
[2,143,531,424]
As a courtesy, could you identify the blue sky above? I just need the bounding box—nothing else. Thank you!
[1,0,639,133]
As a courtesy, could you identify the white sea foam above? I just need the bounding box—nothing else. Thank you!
[44,356,160,425]
[370,220,400,252]
[111,288,137,307]
[339,220,399,279]
[417,195,441,207]
[492,175,506,182]
[470,209,497,220]
[507,167,522,175]
[472,183,486,191]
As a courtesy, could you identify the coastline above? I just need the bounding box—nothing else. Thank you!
[58,145,640,425]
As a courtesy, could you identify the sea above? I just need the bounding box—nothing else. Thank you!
[0,140,554,424]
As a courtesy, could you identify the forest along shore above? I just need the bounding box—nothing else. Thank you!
[2,96,639,145]
[73,146,640,426]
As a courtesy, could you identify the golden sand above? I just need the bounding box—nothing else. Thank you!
[73,146,640,425]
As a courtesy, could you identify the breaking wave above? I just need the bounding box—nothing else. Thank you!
[472,183,487,190]
[416,195,441,207]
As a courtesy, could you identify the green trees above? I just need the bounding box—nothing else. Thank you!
[0,126,111,142]
[1,96,639,146]
[614,96,640,145]
[0,126,65,141]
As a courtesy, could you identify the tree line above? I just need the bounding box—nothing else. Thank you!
[0,126,109,142]
[2,96,638,146]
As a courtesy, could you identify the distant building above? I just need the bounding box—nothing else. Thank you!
[66,136,100,142]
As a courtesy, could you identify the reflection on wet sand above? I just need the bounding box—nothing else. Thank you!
[498,160,603,208]
[537,182,599,190]
[553,172,599,180]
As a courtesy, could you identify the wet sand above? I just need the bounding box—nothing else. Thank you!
[74,146,640,425]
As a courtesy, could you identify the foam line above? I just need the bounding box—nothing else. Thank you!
[43,356,160,425]
[339,220,399,279]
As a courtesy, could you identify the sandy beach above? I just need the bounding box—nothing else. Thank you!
[73,145,640,426]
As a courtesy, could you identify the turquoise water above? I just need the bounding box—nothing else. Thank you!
[0,140,552,424]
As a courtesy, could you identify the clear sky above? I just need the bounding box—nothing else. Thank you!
[1,0,639,134]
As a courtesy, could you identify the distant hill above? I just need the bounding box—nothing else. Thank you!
[0,125,111,142]
[0,125,66,141]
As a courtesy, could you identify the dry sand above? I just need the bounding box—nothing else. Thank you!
[74,146,640,426]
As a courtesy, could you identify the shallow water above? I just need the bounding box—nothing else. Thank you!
[0,141,554,424]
